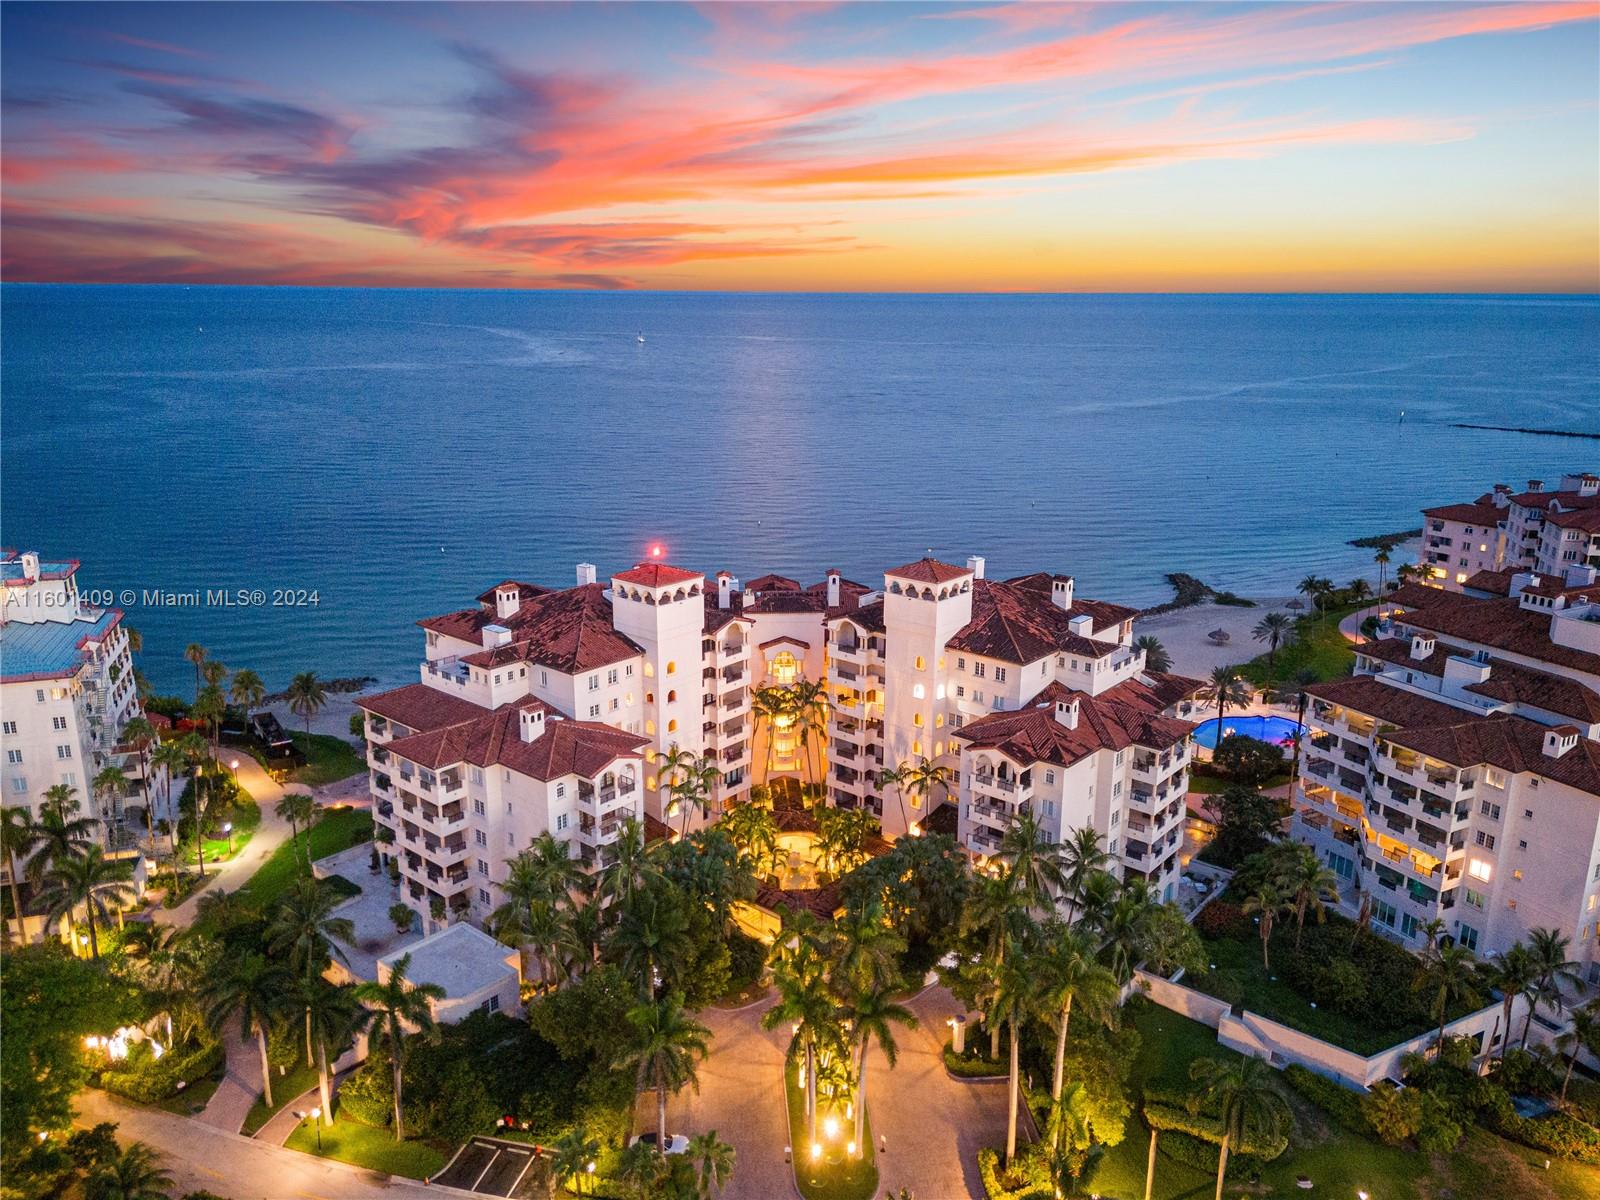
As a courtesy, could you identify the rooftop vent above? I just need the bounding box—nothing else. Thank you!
[576,563,597,587]
[1409,634,1436,661]
[966,556,986,580]
[1543,726,1579,759]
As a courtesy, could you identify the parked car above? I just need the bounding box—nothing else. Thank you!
[630,1132,689,1155]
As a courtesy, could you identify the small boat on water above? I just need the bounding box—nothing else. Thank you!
[636,332,646,344]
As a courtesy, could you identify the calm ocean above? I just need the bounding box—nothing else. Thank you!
[3,285,1596,695]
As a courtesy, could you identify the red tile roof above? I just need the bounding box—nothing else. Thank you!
[613,562,703,587]
[1546,508,1600,533]
[1384,716,1600,797]
[1510,489,1600,511]
[745,573,802,592]
[1423,496,1503,525]
[1462,568,1516,596]
[475,580,553,606]
[387,700,650,780]
[1391,595,1600,678]
[886,557,972,584]
[1098,671,1208,714]
[420,583,643,673]
[832,599,885,634]
[1356,638,1600,724]
[357,683,492,734]
[946,578,1120,665]
[959,679,1196,764]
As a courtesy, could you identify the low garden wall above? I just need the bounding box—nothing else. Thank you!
[1133,968,1524,1091]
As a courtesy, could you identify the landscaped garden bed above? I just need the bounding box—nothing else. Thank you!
[784,1049,876,1200]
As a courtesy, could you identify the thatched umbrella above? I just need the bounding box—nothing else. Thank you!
[1286,599,1305,611]
[1207,629,1231,645]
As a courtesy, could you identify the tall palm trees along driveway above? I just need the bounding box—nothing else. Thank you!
[615,991,712,1151]
[354,952,445,1141]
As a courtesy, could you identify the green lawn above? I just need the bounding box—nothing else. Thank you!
[284,1113,446,1179]
[233,806,373,910]
[1236,604,1359,687]
[243,1060,323,1135]
[150,1068,225,1117]
[285,733,368,787]
[183,797,262,867]
[784,1052,876,1200]
[1090,1003,1600,1200]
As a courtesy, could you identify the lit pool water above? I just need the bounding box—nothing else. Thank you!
[1193,714,1304,749]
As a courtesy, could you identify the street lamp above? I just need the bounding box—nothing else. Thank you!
[308,1106,323,1151]
[223,822,234,855]
[229,758,240,772]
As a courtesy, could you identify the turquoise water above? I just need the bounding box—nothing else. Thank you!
[1193,716,1306,749]
[3,286,1595,693]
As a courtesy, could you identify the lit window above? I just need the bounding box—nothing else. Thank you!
[667,719,677,733]
[913,684,925,700]
[666,661,676,675]
[913,713,923,727]
[915,655,926,671]
[1468,859,1492,882]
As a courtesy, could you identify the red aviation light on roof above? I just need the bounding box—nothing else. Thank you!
[649,543,665,559]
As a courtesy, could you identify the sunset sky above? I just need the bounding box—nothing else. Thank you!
[3,2,1597,291]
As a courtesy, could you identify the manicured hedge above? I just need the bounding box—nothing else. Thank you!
[1282,1064,1371,1135]
[944,1041,1007,1079]
[1142,1092,1288,1162]
[100,1041,223,1105]
[976,1147,1053,1200]
[1489,1109,1600,1164]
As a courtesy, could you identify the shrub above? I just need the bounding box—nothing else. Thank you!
[1142,1094,1288,1161]
[1361,1081,1423,1146]
[1211,736,1285,787]
[1193,900,1253,942]
[976,1146,1053,1200]
[100,1040,223,1105]
[404,1056,497,1144]
[338,1056,394,1127]
[944,1041,1006,1079]
[389,903,414,934]
[1490,1109,1600,1163]
[1282,1064,1369,1134]
[726,930,765,991]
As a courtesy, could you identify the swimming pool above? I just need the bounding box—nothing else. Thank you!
[1193,714,1304,749]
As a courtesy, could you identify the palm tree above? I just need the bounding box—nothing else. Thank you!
[285,672,328,746]
[1240,884,1284,972]
[93,764,130,848]
[832,899,906,994]
[612,884,691,998]
[36,845,134,959]
[1199,666,1251,733]
[1251,612,1294,666]
[203,952,289,1108]
[1557,1001,1600,1102]
[0,805,39,945]
[673,754,722,838]
[994,807,1067,911]
[719,803,780,880]
[268,877,357,1063]
[1524,927,1581,1048]
[184,643,207,703]
[614,992,712,1151]
[1280,845,1339,947]
[989,941,1034,1165]
[230,668,266,714]
[1059,825,1109,924]
[150,736,189,867]
[118,715,159,846]
[274,792,317,869]
[1100,881,1157,984]
[878,756,953,836]
[84,1141,174,1200]
[1374,547,1392,605]
[1348,578,1372,604]
[1417,944,1480,1050]
[177,731,212,878]
[552,1128,602,1197]
[41,781,82,819]
[1297,575,1333,616]
[302,977,368,1128]
[354,952,446,1141]
[843,979,917,1153]
[596,817,657,917]
[615,1142,666,1200]
[764,927,832,1146]
[1134,635,1171,674]
[1188,1056,1288,1200]
[685,1130,736,1199]
[1034,927,1117,1145]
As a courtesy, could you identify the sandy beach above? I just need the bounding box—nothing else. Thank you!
[1134,595,1299,678]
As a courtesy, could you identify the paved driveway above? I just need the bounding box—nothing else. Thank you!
[655,994,796,1200]
[870,986,1020,1200]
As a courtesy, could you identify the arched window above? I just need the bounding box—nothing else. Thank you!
[666,660,677,675]
[645,721,656,736]
[646,692,655,705]
[914,655,925,671]
[912,683,925,700]
[667,689,677,703]
[667,719,678,733]
[644,662,655,678]
[769,650,799,685]
[913,712,924,727]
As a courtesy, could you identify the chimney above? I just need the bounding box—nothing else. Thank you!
[1543,726,1579,759]
[483,623,513,649]
[826,570,841,608]
[576,563,597,587]
[1068,613,1094,637]
[743,587,755,609]
[1409,634,1435,661]
[20,551,39,582]
[966,556,986,580]
[1053,698,1081,730]
[1051,577,1074,611]
[717,572,736,610]
[1565,564,1598,588]
[1493,484,1511,507]
[1528,479,1544,493]
[519,707,546,743]
[495,586,520,620]
[1580,474,1600,498]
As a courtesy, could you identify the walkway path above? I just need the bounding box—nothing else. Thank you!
[1338,603,1387,644]
[154,755,290,930]
[870,986,1019,1200]
[657,994,795,1200]
[76,1088,446,1200]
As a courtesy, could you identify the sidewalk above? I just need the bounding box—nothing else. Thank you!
[195,1021,259,1133]
[1338,603,1386,644]
[155,755,291,929]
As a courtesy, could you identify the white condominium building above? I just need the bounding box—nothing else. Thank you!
[360,551,1192,930]
[0,550,157,840]
[1419,471,1599,591]
[1291,569,1600,975]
